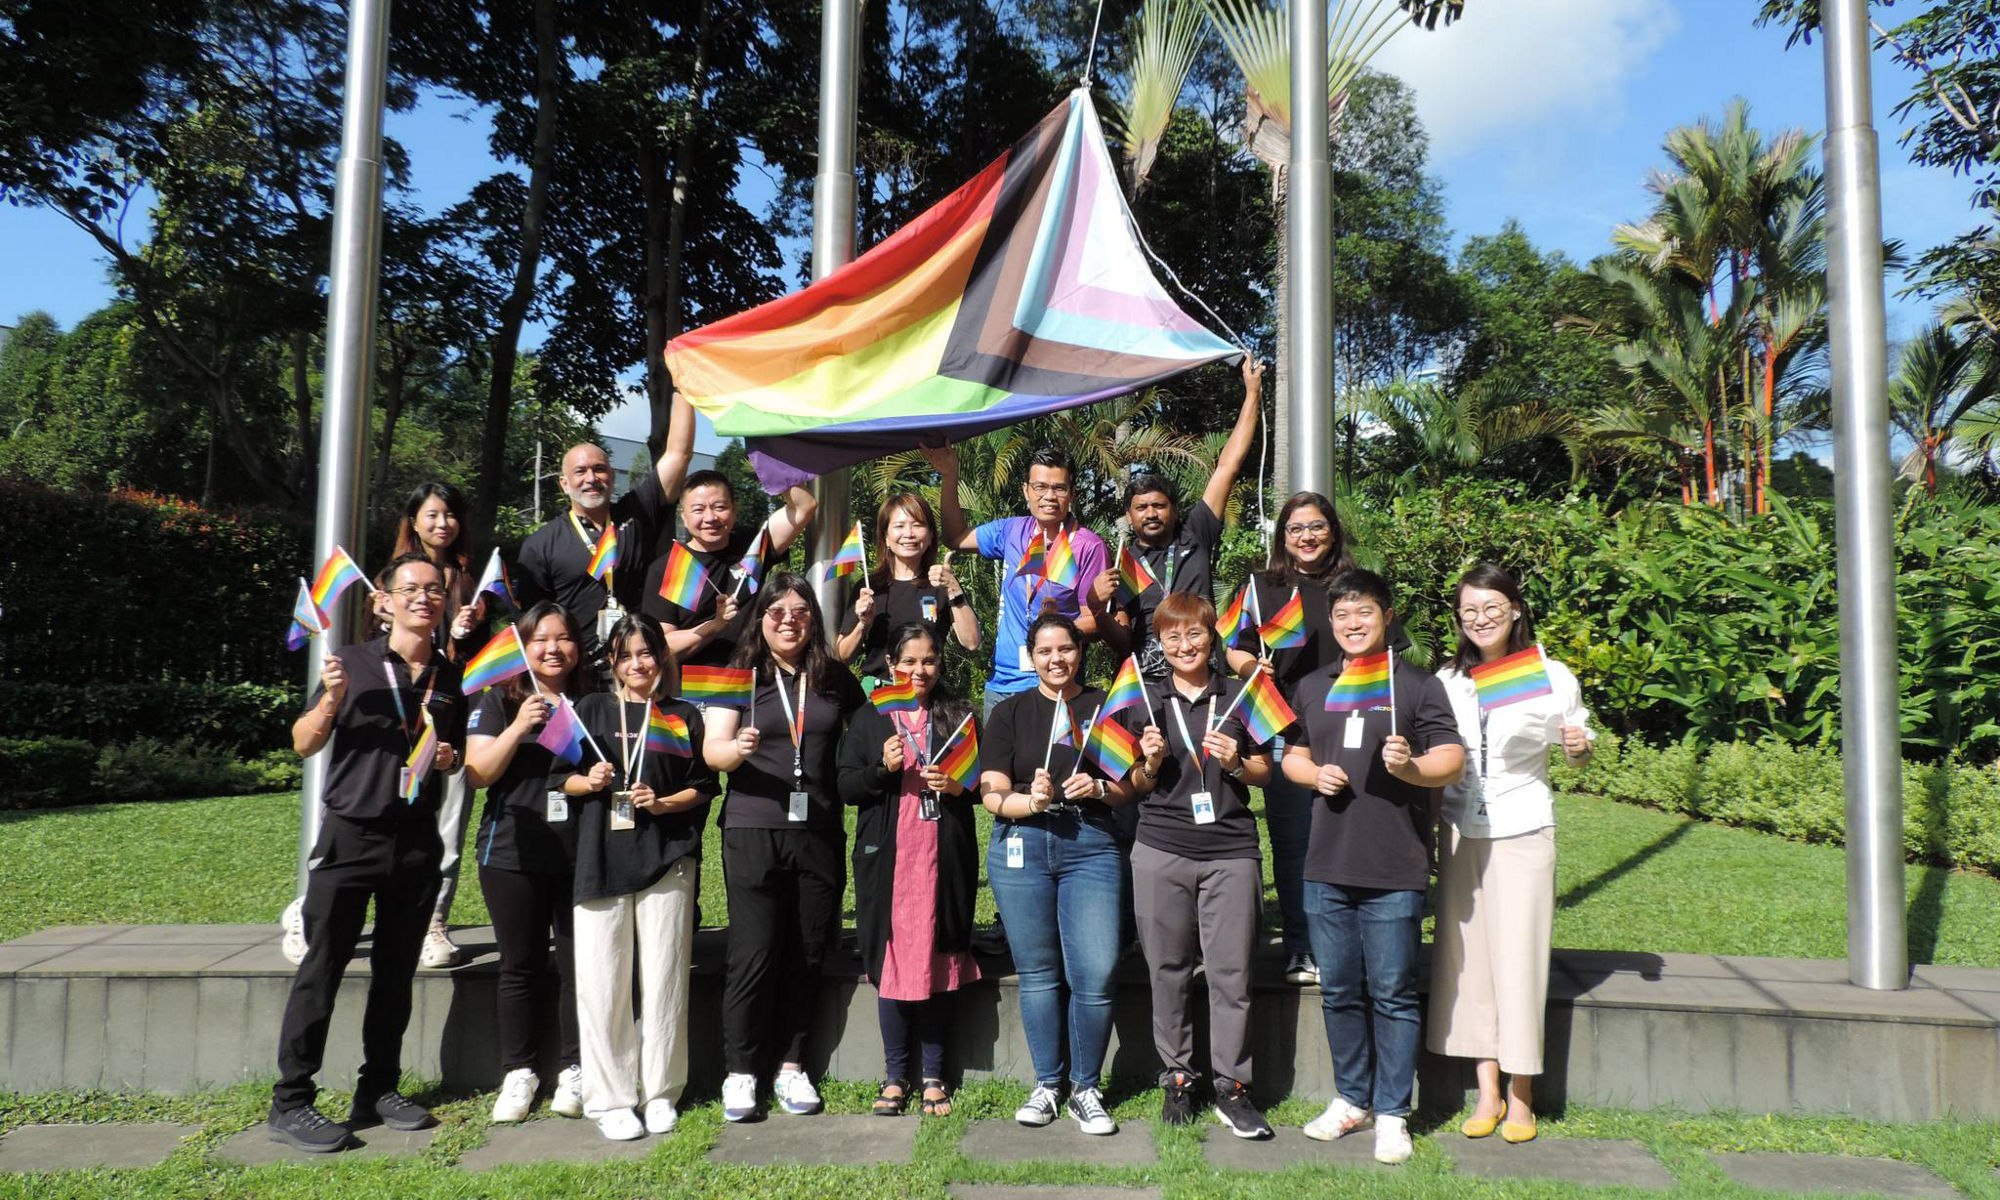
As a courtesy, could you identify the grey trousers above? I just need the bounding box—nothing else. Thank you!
[1130,841,1262,1085]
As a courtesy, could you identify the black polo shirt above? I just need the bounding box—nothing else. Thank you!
[720,664,866,831]
[1241,573,1338,698]
[837,575,956,678]
[640,524,765,670]
[307,636,467,821]
[1285,654,1462,892]
[1119,500,1223,674]
[570,694,716,902]
[515,469,671,659]
[468,689,581,874]
[1130,675,1261,860]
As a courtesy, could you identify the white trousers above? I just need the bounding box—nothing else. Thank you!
[573,858,697,1117]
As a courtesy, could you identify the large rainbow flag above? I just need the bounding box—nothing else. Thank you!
[664,90,1237,492]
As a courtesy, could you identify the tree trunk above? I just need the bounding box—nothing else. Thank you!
[289,331,314,501]
[373,346,408,496]
[473,0,562,548]
[202,422,220,509]
[1760,340,1776,513]
[648,0,711,433]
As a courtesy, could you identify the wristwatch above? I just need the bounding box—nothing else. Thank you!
[948,592,969,607]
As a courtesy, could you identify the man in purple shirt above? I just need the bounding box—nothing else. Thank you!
[928,445,1109,716]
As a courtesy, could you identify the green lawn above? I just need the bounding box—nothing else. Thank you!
[4,790,1998,965]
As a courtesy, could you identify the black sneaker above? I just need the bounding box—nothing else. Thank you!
[349,1089,437,1132]
[1160,1072,1198,1126]
[267,1104,355,1153]
[1213,1079,1274,1140]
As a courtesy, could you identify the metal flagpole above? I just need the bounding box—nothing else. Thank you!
[1821,0,1907,991]
[808,0,861,623]
[1287,0,1334,498]
[296,0,392,900]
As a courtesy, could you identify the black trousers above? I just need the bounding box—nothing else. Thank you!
[273,812,442,1111]
[479,864,580,1072]
[721,826,843,1075]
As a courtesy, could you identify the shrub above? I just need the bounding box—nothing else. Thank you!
[0,737,99,807]
[0,680,298,755]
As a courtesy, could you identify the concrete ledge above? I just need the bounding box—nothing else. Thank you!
[2,926,1996,1122]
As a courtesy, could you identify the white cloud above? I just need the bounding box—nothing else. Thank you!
[1368,0,1678,162]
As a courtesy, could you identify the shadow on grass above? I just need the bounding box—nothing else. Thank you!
[1555,819,1694,912]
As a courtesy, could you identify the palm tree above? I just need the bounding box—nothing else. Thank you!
[1889,323,2000,493]
[1355,376,1579,489]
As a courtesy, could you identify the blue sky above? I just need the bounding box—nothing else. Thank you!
[0,0,1977,448]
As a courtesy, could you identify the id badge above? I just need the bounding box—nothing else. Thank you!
[1343,714,1366,749]
[609,790,636,831]
[1005,834,1025,869]
[399,767,416,800]
[921,595,939,624]
[545,790,570,823]
[919,792,940,822]
[595,603,621,645]
[1190,790,1217,825]
[787,790,811,822]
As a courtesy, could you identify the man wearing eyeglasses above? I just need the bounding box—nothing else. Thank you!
[929,444,1109,718]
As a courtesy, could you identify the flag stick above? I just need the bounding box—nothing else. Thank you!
[858,521,870,582]
[1112,529,1126,596]
[1212,663,1262,734]
[1387,646,1398,739]
[1066,704,1103,781]
[1248,584,1267,657]
[929,712,973,766]
[1041,702,1066,774]
[1132,656,1156,726]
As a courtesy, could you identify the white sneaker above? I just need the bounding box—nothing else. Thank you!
[1066,1086,1117,1135]
[1303,1095,1371,1141]
[643,1098,679,1134]
[1014,1084,1061,1127]
[491,1068,538,1123]
[721,1072,759,1122]
[280,897,308,965]
[1373,1114,1413,1164]
[550,1064,584,1117]
[773,1067,823,1115]
[595,1107,644,1141]
[419,925,461,968]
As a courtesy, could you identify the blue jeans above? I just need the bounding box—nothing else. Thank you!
[1263,753,1313,955]
[1304,881,1424,1116]
[986,811,1127,1090]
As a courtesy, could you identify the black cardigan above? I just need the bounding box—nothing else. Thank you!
[835,703,979,985]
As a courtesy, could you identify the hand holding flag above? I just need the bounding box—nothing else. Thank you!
[474,548,518,613]
[285,578,330,651]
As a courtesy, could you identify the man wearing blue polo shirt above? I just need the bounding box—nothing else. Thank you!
[928,445,1110,716]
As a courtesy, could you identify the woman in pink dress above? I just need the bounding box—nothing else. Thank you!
[837,622,981,1116]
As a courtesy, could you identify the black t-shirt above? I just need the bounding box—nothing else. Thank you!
[468,689,584,874]
[1120,500,1224,674]
[514,470,671,659]
[308,637,468,822]
[569,694,716,902]
[640,525,765,670]
[1243,573,1337,699]
[1131,675,1261,860]
[1286,655,1462,891]
[985,686,1121,828]
[721,664,867,831]
[838,574,955,677]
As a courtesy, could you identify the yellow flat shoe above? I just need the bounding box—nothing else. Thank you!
[1500,1120,1538,1144]
[1461,1114,1500,1138]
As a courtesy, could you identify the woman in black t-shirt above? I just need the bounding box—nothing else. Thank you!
[700,571,865,1123]
[465,601,592,1125]
[562,614,716,1141]
[834,492,980,682]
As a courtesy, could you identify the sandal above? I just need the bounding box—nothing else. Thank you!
[873,1079,910,1116]
[920,1078,953,1117]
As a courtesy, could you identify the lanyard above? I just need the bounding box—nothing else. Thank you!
[892,710,930,769]
[772,667,806,782]
[619,698,644,785]
[1167,689,1216,776]
[1160,543,1178,593]
[1477,707,1490,783]
[381,659,437,753]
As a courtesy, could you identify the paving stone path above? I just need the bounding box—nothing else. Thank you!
[1716,1151,1965,1200]
[455,1118,654,1170]
[216,1125,440,1166]
[957,1118,1158,1167]
[1434,1133,1676,1190]
[708,1114,917,1166]
[0,1123,196,1172]
[1202,1125,1384,1172]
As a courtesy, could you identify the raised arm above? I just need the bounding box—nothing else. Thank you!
[655,391,699,501]
[923,446,979,552]
[766,484,819,554]
[1202,357,1264,518]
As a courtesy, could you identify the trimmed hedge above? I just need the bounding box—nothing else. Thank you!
[1554,734,2000,874]
[0,680,297,755]
[0,737,300,809]
[0,737,98,807]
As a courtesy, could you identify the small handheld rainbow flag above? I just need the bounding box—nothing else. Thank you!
[1216,586,1251,647]
[586,523,619,583]
[402,717,438,803]
[1258,587,1308,651]
[1014,530,1047,581]
[829,521,869,579]
[1116,541,1158,598]
[1324,651,1393,712]
[656,541,710,609]
[932,716,980,790]
[1043,527,1080,590]
[870,672,922,715]
[462,626,531,693]
[645,704,692,758]
[1102,655,1153,722]
[285,578,329,651]
[475,548,517,612]
[310,545,372,611]
[1232,667,1297,746]
[536,694,589,764]
[1470,645,1556,712]
[1080,712,1140,780]
[733,527,771,597]
[679,663,754,707]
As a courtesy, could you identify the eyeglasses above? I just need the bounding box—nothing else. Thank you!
[1158,631,1208,649]
[1026,481,1072,496]
[1284,520,1331,538]
[1458,603,1513,623]
[764,607,811,627]
[391,585,448,600]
